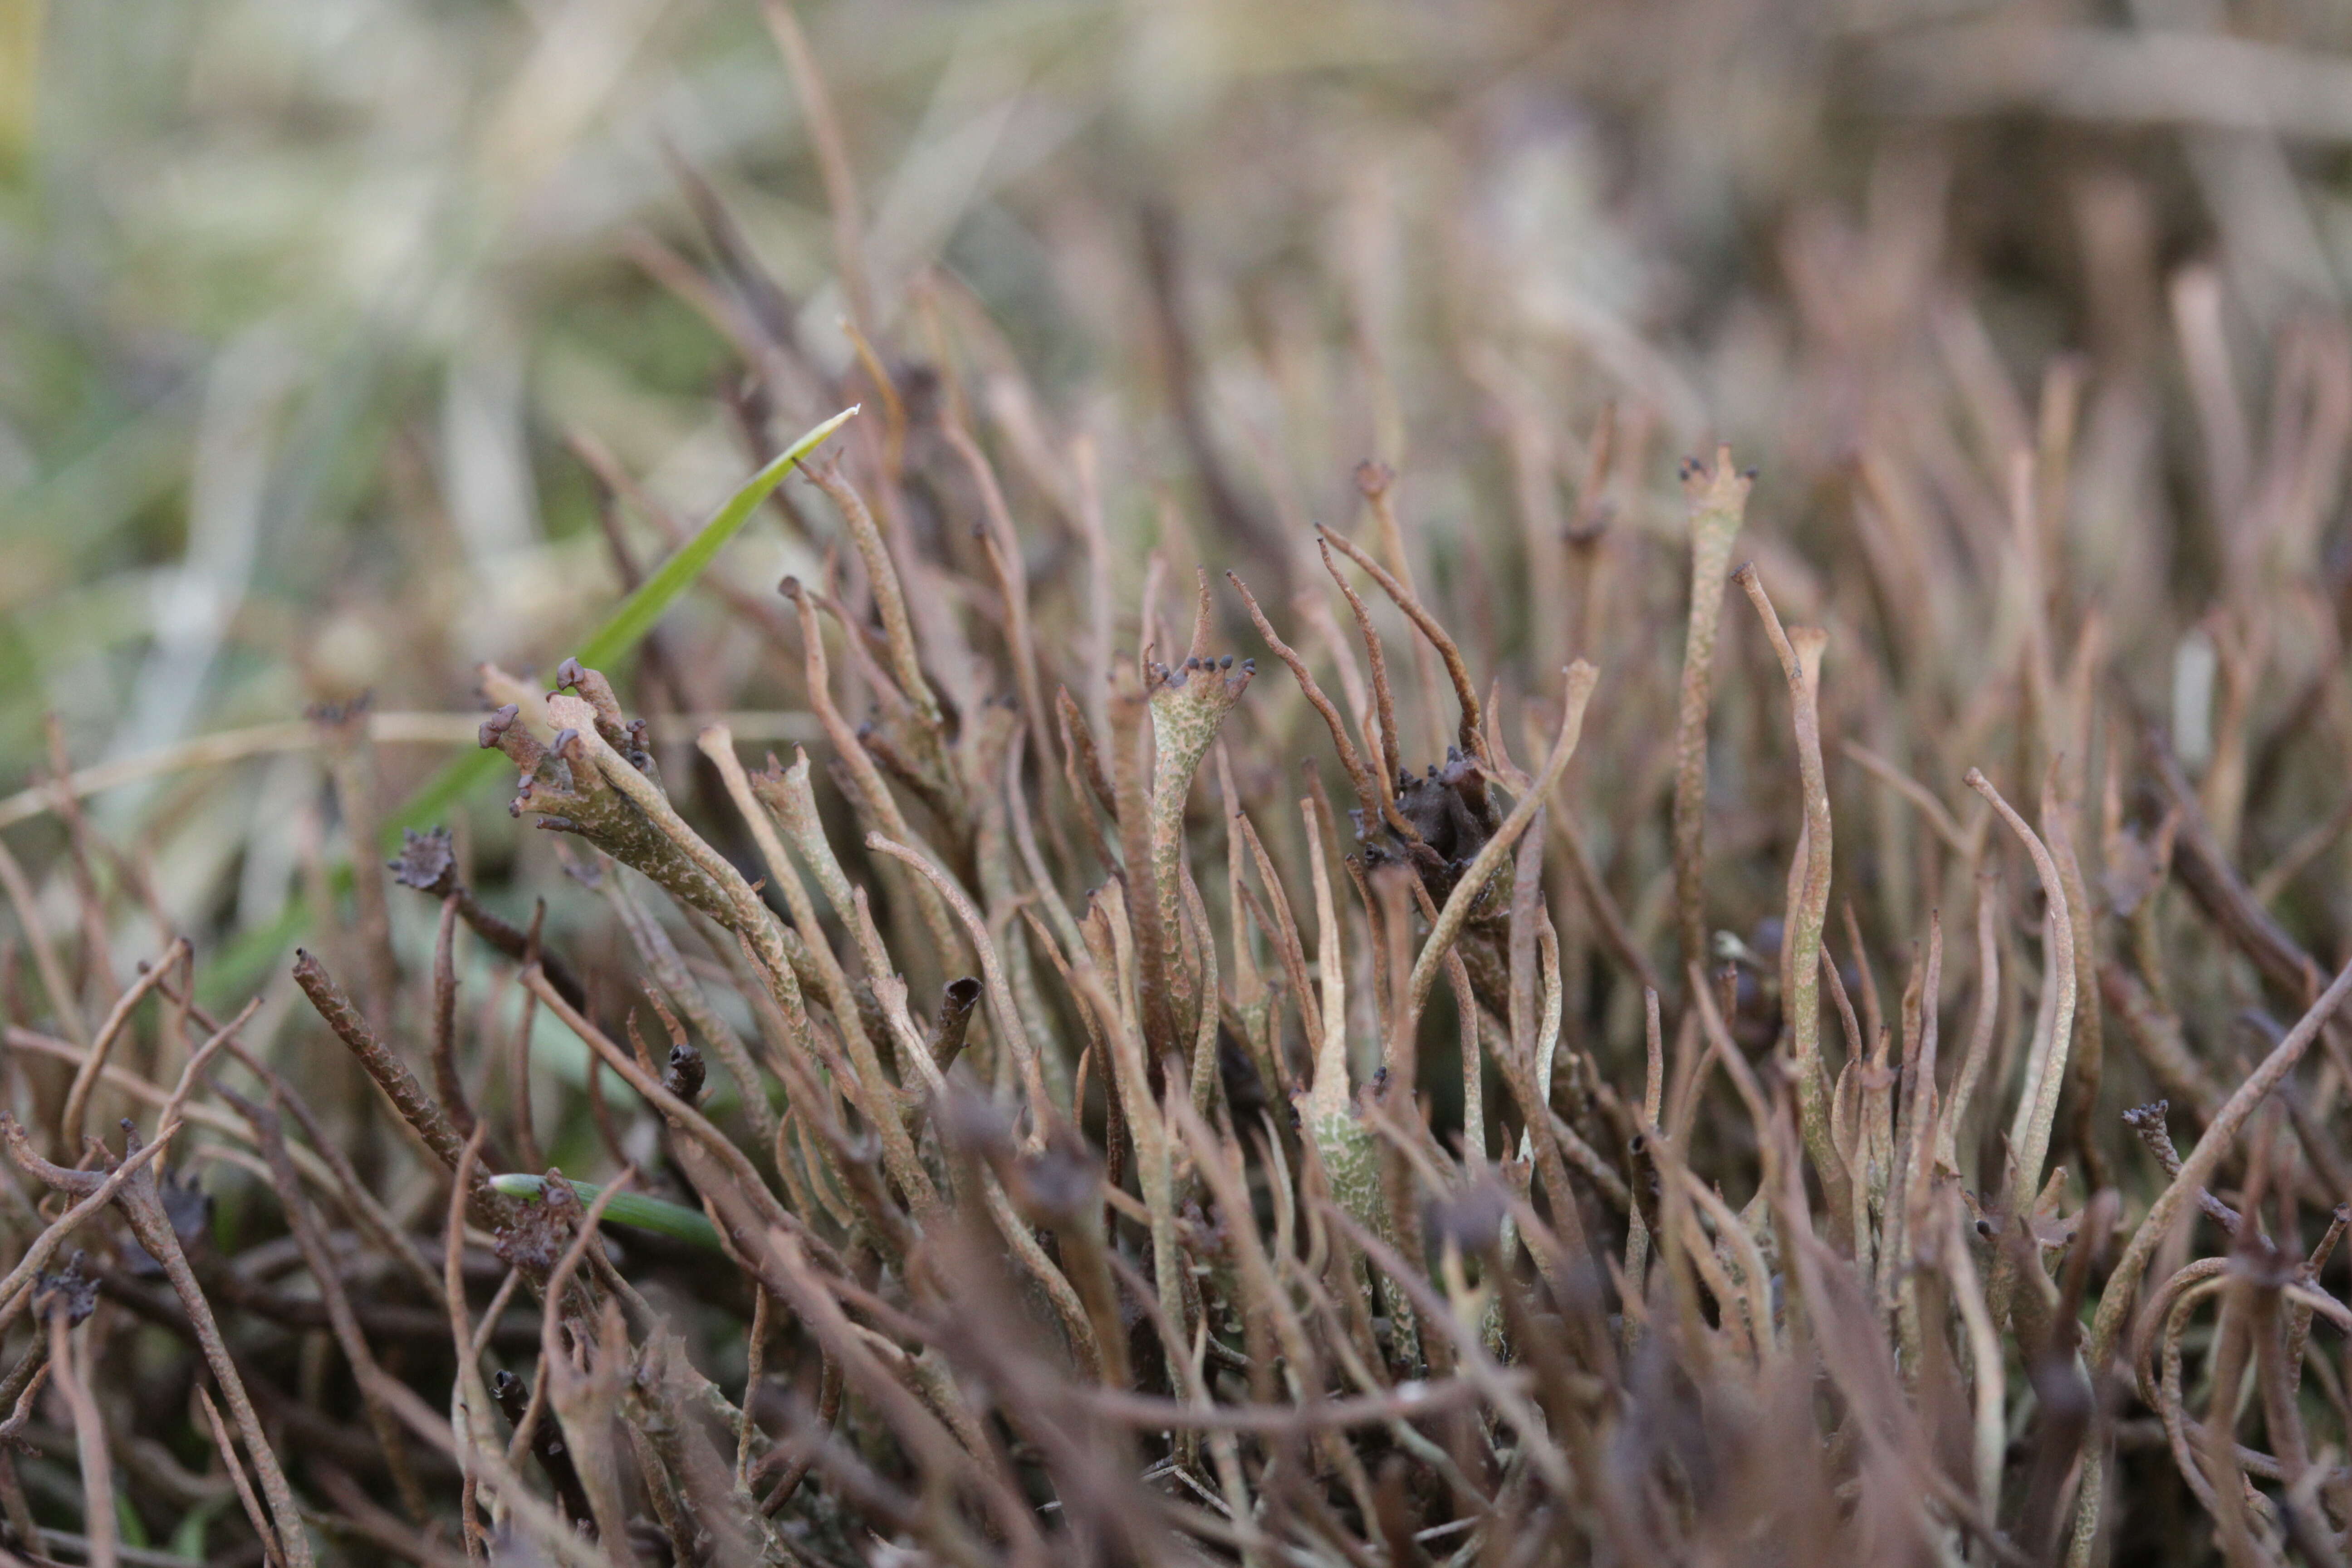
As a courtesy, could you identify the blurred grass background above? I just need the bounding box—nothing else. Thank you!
[7,0,2352,1117]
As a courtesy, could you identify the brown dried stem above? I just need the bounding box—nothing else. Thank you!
[1318,538,1408,826]
[292,949,508,1229]
[0,830,89,1044]
[1228,568,1383,826]
[1317,523,1486,766]
[802,462,939,732]
[428,895,476,1142]
[60,935,187,1152]
[50,1303,116,1568]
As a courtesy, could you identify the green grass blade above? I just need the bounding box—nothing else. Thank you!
[382,404,859,844]
[570,402,860,671]
[488,1173,725,1253]
[200,894,315,1010]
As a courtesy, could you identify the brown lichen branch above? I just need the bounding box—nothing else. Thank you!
[387,826,586,1012]
[1317,537,1416,839]
[292,949,510,1229]
[1318,520,1487,767]
[1227,568,1385,828]
[2146,726,2323,1004]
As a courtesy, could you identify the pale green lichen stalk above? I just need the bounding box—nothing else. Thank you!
[1146,652,1254,1103]
[1671,450,1751,980]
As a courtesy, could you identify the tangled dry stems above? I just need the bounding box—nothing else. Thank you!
[12,12,2352,1568]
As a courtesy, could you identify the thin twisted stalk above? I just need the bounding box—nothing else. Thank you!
[2070,956,2352,1565]
[59,936,188,1151]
